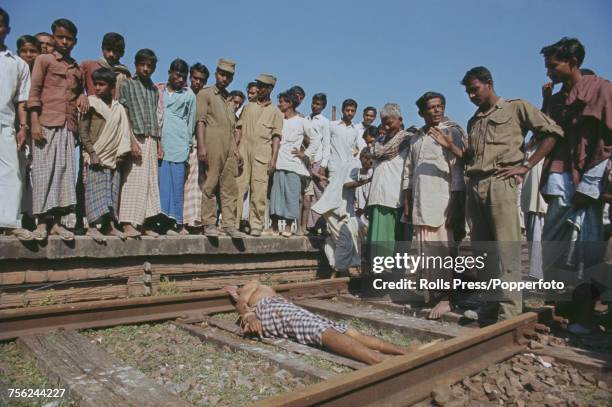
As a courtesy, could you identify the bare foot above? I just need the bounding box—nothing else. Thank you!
[33,223,48,240]
[142,228,159,238]
[428,300,451,320]
[123,224,141,238]
[86,227,106,243]
[107,226,126,240]
[178,227,189,235]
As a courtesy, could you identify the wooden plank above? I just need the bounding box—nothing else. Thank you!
[335,294,465,324]
[251,313,536,407]
[18,331,192,407]
[207,317,367,370]
[295,299,471,340]
[175,322,334,381]
[534,345,612,374]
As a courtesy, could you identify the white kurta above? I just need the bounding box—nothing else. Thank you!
[328,120,366,177]
[312,158,362,271]
[0,50,30,228]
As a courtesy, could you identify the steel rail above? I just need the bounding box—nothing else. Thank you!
[0,278,349,341]
[251,312,537,407]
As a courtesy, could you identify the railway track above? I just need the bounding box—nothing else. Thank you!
[3,277,589,407]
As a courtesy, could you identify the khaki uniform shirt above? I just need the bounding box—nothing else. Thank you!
[466,98,563,176]
[237,100,283,164]
[196,84,236,152]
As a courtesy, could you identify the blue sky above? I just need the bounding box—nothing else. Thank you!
[4,0,612,127]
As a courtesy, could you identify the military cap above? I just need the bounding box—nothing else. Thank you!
[217,58,236,74]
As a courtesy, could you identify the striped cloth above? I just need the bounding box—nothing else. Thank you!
[159,160,186,224]
[31,126,76,215]
[183,138,205,226]
[84,165,120,224]
[118,135,161,226]
[255,296,348,346]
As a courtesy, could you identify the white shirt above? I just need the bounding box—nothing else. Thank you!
[403,127,466,227]
[0,49,30,126]
[367,148,409,209]
[306,113,330,165]
[329,120,366,174]
[276,115,316,177]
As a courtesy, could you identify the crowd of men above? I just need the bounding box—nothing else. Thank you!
[1,9,611,328]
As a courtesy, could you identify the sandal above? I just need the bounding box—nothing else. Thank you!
[32,228,48,241]
[10,228,35,241]
[281,231,293,238]
[50,225,74,241]
[124,229,141,239]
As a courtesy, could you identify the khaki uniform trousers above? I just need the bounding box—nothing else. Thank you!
[201,138,238,228]
[236,142,269,231]
[467,175,522,322]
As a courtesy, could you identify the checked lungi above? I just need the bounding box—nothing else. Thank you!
[182,137,205,227]
[84,165,120,224]
[255,296,347,346]
[31,126,77,215]
[119,135,161,226]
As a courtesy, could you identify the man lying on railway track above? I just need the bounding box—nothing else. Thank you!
[224,280,408,364]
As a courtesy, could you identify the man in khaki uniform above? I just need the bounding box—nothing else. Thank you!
[235,74,283,236]
[461,66,563,325]
[196,58,245,237]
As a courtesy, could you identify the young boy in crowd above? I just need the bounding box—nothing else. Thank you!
[269,91,317,237]
[28,18,84,241]
[118,48,162,238]
[306,92,331,235]
[313,148,373,277]
[79,68,131,241]
[16,34,40,231]
[35,32,54,54]
[81,32,131,97]
[156,58,196,235]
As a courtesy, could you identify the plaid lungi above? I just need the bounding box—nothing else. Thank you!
[255,296,348,346]
[31,126,76,215]
[183,139,205,226]
[84,165,120,224]
[119,135,161,226]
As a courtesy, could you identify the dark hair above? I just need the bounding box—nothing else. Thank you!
[278,91,300,109]
[91,67,117,87]
[51,18,78,37]
[169,58,189,74]
[540,37,585,67]
[247,82,257,90]
[289,85,305,97]
[101,32,125,53]
[416,92,446,112]
[0,7,9,27]
[580,68,595,76]
[17,35,41,52]
[229,90,246,100]
[35,32,52,38]
[363,106,377,115]
[190,62,209,78]
[359,147,373,161]
[312,92,327,103]
[363,125,378,140]
[342,98,358,111]
[461,66,493,86]
[134,48,157,66]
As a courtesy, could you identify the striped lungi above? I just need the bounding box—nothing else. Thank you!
[118,135,161,226]
[84,165,120,224]
[182,139,204,226]
[31,126,76,215]
[255,296,348,346]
